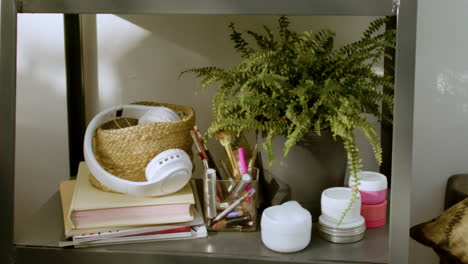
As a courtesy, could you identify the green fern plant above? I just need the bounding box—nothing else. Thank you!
[182,16,395,224]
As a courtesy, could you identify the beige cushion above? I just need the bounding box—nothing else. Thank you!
[410,198,468,264]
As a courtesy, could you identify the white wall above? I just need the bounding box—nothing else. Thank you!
[410,1,468,263]
[82,14,382,178]
[15,14,69,242]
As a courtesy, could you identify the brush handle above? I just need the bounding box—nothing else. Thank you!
[224,144,240,180]
[213,189,256,222]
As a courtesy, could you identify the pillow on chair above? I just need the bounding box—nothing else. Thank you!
[410,198,468,264]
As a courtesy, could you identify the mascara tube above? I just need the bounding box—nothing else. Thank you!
[204,169,217,220]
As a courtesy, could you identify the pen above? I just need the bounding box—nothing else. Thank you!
[220,160,235,191]
[191,130,206,159]
[193,127,221,175]
[194,126,206,149]
[213,189,256,222]
[220,159,233,180]
[190,130,208,161]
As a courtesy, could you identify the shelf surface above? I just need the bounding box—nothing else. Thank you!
[15,191,388,264]
[18,0,395,15]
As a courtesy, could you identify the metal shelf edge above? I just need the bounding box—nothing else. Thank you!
[18,0,395,16]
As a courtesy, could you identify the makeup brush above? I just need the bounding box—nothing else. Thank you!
[215,130,241,180]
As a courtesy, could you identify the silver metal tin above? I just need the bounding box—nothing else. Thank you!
[318,221,366,244]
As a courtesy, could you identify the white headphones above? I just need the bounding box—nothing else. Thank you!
[84,105,193,196]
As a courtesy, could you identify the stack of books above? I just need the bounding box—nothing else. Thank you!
[59,162,207,248]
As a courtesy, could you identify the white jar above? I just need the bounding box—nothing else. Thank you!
[261,201,312,253]
[321,187,361,224]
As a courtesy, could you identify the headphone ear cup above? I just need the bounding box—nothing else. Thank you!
[159,168,192,194]
[145,149,192,195]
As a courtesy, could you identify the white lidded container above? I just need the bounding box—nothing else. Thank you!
[261,201,312,253]
[321,187,361,224]
[318,215,366,243]
[348,171,388,205]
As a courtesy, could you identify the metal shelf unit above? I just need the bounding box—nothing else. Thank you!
[1,0,418,263]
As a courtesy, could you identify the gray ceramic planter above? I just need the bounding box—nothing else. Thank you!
[258,131,347,221]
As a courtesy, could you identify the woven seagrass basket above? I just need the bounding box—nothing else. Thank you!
[89,101,195,192]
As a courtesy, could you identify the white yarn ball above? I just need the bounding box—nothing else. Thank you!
[138,107,180,125]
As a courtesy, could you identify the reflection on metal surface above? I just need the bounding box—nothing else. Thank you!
[392,0,400,15]
[205,243,214,253]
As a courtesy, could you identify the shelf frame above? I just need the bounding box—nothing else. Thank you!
[0,0,17,263]
[17,0,395,15]
[0,0,418,263]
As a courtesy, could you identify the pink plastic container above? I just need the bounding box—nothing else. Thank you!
[359,189,387,205]
[365,218,386,228]
[348,171,387,205]
[361,201,387,228]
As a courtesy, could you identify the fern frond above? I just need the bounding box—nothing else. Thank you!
[229,22,254,57]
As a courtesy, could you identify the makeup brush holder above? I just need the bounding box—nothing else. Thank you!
[204,168,259,232]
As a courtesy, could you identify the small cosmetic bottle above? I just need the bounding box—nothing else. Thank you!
[203,169,217,220]
[349,171,388,228]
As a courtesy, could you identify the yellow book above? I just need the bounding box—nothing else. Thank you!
[59,179,76,237]
[68,162,194,229]
[60,179,129,237]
